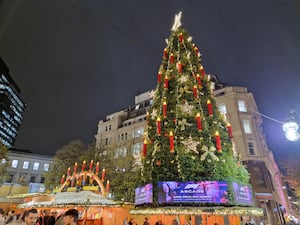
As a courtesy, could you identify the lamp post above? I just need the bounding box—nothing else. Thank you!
[282,110,300,142]
[249,108,300,142]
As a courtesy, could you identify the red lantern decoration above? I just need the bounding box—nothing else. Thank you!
[61,175,65,185]
[207,100,213,116]
[215,131,222,152]
[73,162,77,174]
[143,139,147,157]
[196,74,202,87]
[101,168,106,182]
[89,160,93,171]
[200,66,205,77]
[106,180,110,193]
[227,123,233,139]
[169,53,174,64]
[193,85,198,98]
[163,48,168,59]
[169,131,174,153]
[95,162,99,174]
[193,44,199,55]
[196,113,202,131]
[177,61,182,73]
[156,117,161,135]
[179,32,183,43]
[82,160,86,171]
[157,72,162,83]
[163,101,167,118]
[89,175,94,185]
[164,76,169,89]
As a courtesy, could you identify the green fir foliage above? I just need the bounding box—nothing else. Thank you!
[140,27,250,190]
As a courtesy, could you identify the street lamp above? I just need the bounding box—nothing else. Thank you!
[250,109,300,142]
[282,110,300,142]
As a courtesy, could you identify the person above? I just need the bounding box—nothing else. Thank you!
[128,218,134,225]
[172,219,178,225]
[143,217,149,225]
[0,209,5,225]
[5,210,16,224]
[24,208,38,225]
[63,209,78,225]
[123,217,129,225]
[44,211,55,225]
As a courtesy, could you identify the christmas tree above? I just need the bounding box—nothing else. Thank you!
[140,12,250,205]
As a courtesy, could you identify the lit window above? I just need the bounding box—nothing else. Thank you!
[44,163,49,172]
[23,161,30,169]
[132,143,142,156]
[11,160,18,168]
[133,127,144,138]
[248,142,255,155]
[238,100,247,112]
[218,104,227,120]
[1,158,6,164]
[115,147,127,158]
[33,162,40,171]
[243,119,252,134]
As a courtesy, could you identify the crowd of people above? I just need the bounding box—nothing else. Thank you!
[124,217,164,225]
[0,208,79,225]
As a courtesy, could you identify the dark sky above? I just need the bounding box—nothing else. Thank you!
[0,0,300,156]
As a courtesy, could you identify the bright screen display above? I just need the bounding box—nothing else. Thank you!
[135,183,153,205]
[232,182,254,205]
[158,181,229,204]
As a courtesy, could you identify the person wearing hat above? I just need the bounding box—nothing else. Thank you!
[63,209,78,225]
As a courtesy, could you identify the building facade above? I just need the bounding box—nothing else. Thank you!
[0,57,25,148]
[5,149,53,185]
[214,85,289,225]
[0,150,53,206]
[95,91,151,165]
[95,84,289,225]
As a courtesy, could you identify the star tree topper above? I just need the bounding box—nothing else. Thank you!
[171,11,183,31]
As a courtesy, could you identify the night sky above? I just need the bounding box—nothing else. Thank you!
[0,0,300,157]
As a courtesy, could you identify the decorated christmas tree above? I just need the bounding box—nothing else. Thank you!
[139,12,250,205]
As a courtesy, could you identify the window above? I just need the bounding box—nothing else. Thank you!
[23,161,30,169]
[238,100,247,112]
[33,162,40,171]
[40,177,45,183]
[11,160,18,168]
[30,175,36,183]
[248,142,255,155]
[242,119,252,134]
[115,147,127,158]
[7,174,14,183]
[133,127,144,138]
[218,104,227,120]
[132,143,142,156]
[43,163,49,172]
[105,138,108,145]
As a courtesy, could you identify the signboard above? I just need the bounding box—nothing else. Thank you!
[158,181,229,204]
[67,187,77,192]
[28,183,46,193]
[83,186,99,191]
[232,182,254,206]
[135,183,153,205]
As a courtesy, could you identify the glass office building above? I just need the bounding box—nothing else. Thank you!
[0,57,25,147]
